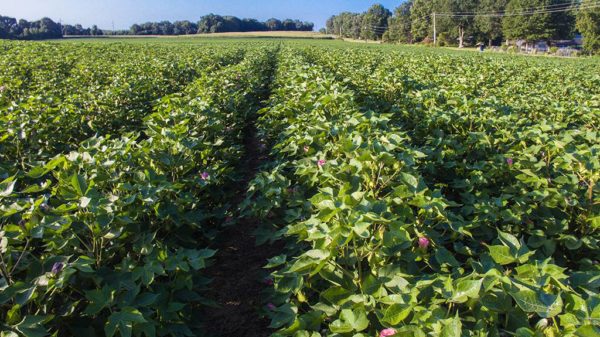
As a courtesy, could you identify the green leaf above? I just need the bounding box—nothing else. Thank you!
[382,303,412,325]
[576,325,600,337]
[510,289,563,318]
[515,328,536,337]
[497,229,521,251]
[305,249,330,260]
[435,247,460,267]
[441,314,462,337]
[84,287,113,316]
[14,316,51,337]
[489,245,516,265]
[105,307,146,337]
[400,173,418,190]
[321,286,353,305]
[268,303,296,329]
[265,255,287,268]
[451,278,483,303]
[330,307,369,333]
[70,174,87,197]
[353,222,370,238]
[0,176,16,197]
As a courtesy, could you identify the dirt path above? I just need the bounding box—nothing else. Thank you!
[200,117,281,337]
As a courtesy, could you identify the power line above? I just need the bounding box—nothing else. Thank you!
[430,1,600,46]
[365,24,389,30]
[337,1,599,40]
[436,1,600,18]
[438,0,586,15]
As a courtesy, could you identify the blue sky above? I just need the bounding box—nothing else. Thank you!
[0,0,401,30]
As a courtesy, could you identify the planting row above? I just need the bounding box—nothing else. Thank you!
[0,41,246,173]
[249,48,600,336]
[307,46,600,277]
[0,46,275,337]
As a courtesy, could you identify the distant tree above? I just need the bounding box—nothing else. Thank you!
[130,24,142,35]
[319,27,326,34]
[387,1,414,43]
[217,16,239,32]
[446,0,478,47]
[360,4,391,40]
[134,22,157,34]
[265,18,283,31]
[326,16,335,34]
[475,0,508,46]
[576,0,600,54]
[549,0,576,40]
[241,18,267,31]
[19,17,62,39]
[173,20,197,35]
[157,21,174,35]
[197,14,226,33]
[0,16,17,39]
[331,12,362,38]
[301,21,314,31]
[329,13,342,36]
[502,0,555,44]
[347,13,364,39]
[410,0,437,41]
[91,24,103,36]
[281,19,296,30]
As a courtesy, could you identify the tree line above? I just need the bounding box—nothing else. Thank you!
[0,16,63,40]
[325,0,600,54]
[128,15,314,35]
[0,14,314,40]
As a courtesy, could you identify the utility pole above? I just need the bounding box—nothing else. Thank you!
[432,12,437,46]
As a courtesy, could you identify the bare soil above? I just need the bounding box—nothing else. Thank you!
[201,120,282,337]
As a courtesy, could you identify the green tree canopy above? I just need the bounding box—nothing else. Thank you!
[386,1,414,43]
[475,0,508,45]
[576,0,600,54]
[361,3,392,40]
[502,0,555,42]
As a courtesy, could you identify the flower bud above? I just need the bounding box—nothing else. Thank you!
[418,237,430,249]
[535,318,549,330]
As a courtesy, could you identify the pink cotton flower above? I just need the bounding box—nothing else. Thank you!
[303,146,310,153]
[0,85,6,92]
[200,172,210,180]
[317,159,326,167]
[267,303,276,311]
[506,158,514,166]
[380,328,397,337]
[418,237,430,249]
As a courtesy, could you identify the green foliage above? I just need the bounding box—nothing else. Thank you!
[360,4,392,41]
[386,1,414,43]
[0,41,276,336]
[0,37,598,337]
[576,0,600,54]
[0,41,245,173]
[503,0,555,42]
[410,0,437,41]
[0,16,62,40]
[475,0,508,45]
[247,45,600,336]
